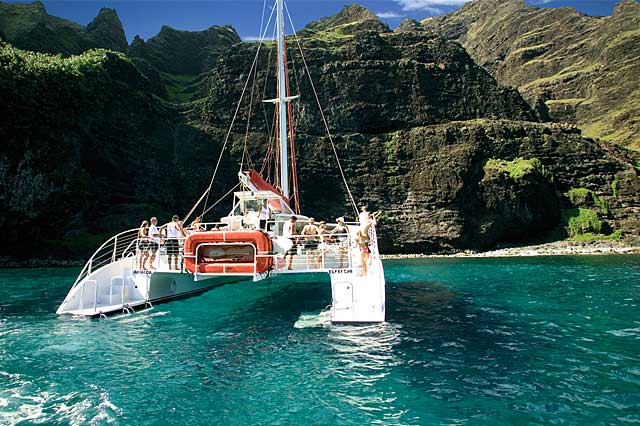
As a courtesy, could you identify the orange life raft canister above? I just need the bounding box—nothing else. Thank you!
[183,230,273,274]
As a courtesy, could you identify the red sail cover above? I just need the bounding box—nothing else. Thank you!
[247,169,290,206]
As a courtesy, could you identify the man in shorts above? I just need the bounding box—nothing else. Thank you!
[148,217,161,270]
[161,215,185,271]
[301,217,320,269]
[283,216,297,270]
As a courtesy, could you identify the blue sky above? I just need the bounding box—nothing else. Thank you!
[9,0,624,42]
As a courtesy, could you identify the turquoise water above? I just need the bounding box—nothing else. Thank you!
[1,256,639,425]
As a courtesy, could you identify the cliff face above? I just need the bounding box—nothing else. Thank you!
[129,25,241,76]
[0,1,128,55]
[423,0,640,150]
[196,21,536,134]
[0,4,638,259]
[331,121,639,252]
[0,42,228,257]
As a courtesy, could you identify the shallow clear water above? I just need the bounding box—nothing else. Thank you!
[1,256,639,425]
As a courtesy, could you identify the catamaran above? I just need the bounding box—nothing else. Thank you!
[56,0,386,323]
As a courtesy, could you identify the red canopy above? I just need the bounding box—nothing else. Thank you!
[247,169,290,206]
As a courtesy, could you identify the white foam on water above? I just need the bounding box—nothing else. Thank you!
[113,310,168,323]
[293,309,332,328]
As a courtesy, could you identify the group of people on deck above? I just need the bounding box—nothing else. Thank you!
[136,214,205,271]
[281,206,381,275]
[135,204,381,275]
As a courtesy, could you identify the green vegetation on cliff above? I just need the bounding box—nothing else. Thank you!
[0,1,128,55]
[484,157,550,181]
[566,208,603,236]
[0,42,226,258]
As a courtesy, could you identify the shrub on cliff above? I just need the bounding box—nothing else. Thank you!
[567,208,602,236]
[483,157,552,181]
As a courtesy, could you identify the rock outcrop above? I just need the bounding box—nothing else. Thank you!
[423,0,640,150]
[0,1,128,55]
[196,19,536,133]
[129,25,241,75]
[86,7,128,52]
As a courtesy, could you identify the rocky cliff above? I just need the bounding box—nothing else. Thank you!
[129,25,241,76]
[196,13,535,133]
[0,4,638,260]
[0,1,128,55]
[423,0,640,150]
[0,42,230,258]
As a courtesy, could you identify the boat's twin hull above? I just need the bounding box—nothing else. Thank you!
[56,258,250,316]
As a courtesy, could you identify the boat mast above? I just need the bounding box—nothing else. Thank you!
[276,0,289,199]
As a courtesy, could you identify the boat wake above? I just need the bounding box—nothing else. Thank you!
[112,310,167,323]
[293,309,332,328]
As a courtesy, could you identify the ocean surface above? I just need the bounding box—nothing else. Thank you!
[1,256,639,425]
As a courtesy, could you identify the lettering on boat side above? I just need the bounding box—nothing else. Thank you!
[328,268,353,274]
[133,270,152,275]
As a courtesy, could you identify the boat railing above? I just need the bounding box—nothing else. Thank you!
[260,231,354,272]
[72,228,139,288]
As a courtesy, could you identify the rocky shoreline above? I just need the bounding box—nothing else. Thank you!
[382,240,640,259]
[1,240,638,268]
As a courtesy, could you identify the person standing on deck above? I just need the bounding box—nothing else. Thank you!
[359,206,369,229]
[355,229,371,276]
[283,216,297,270]
[330,217,350,268]
[148,217,160,270]
[259,200,271,231]
[302,218,320,269]
[161,215,186,271]
[137,220,150,270]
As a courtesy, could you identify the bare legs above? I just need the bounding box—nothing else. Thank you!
[139,249,149,270]
[360,250,370,276]
[168,254,179,271]
[148,248,157,270]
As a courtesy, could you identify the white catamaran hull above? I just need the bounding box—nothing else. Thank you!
[56,257,250,317]
[57,245,386,322]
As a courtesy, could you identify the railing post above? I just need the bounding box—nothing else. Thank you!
[112,235,118,262]
[93,282,98,311]
[88,259,92,275]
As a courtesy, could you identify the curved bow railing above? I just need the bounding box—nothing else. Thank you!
[71,228,139,289]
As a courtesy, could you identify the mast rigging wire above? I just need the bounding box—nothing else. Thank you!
[198,0,278,218]
[284,2,359,218]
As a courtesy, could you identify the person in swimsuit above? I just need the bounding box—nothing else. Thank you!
[137,220,150,270]
[317,221,329,268]
[355,229,371,276]
[301,218,320,269]
[189,216,204,232]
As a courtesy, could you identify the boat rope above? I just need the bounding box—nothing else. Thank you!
[201,182,241,218]
[201,0,277,217]
[240,0,271,172]
[284,3,359,217]
[241,52,260,172]
[260,24,280,185]
[283,33,300,214]
[183,187,210,224]
[261,24,277,164]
